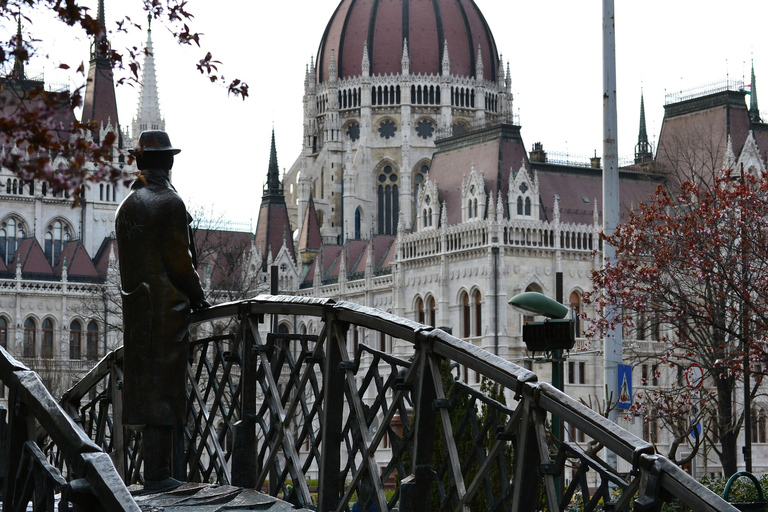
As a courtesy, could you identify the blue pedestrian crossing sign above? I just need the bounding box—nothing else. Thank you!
[618,364,632,410]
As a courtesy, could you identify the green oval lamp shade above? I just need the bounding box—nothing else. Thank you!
[508,292,568,319]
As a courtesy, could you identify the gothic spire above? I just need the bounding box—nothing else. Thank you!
[12,14,24,79]
[132,14,165,144]
[254,130,296,269]
[93,0,108,60]
[749,60,760,123]
[266,128,281,195]
[441,40,450,76]
[634,90,652,164]
[81,0,120,143]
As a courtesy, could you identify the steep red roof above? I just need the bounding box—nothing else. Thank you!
[656,90,750,182]
[298,194,322,252]
[317,0,499,82]
[373,235,396,270]
[81,58,120,138]
[9,238,53,277]
[346,240,368,275]
[93,237,118,279]
[54,241,99,280]
[321,245,343,279]
[194,229,254,290]
[254,202,296,267]
[429,124,528,225]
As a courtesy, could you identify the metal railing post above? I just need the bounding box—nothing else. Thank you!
[400,341,437,512]
[317,312,348,512]
[232,314,257,488]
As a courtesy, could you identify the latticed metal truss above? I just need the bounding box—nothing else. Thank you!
[0,295,739,511]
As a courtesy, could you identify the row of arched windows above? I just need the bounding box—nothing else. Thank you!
[411,84,440,105]
[451,86,475,108]
[5,178,32,196]
[99,183,117,202]
[372,85,401,106]
[0,215,74,266]
[0,316,99,360]
[415,296,436,327]
[5,178,67,198]
[461,290,482,338]
[485,92,499,113]
[339,87,362,109]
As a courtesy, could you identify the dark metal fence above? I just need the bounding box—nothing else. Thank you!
[0,295,739,511]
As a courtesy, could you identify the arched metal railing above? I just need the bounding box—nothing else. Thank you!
[1,295,738,511]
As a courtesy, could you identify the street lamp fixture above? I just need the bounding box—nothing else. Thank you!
[508,291,576,352]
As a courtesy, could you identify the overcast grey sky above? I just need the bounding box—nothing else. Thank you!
[17,0,768,225]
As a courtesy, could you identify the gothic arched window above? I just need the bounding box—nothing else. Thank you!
[416,297,425,324]
[0,216,26,264]
[570,291,582,337]
[473,290,482,337]
[41,319,53,359]
[24,318,36,357]
[44,220,72,266]
[87,321,99,360]
[377,165,399,235]
[525,197,532,216]
[70,320,82,359]
[461,292,470,338]
[427,296,436,327]
[0,316,7,348]
[354,207,362,240]
[517,197,523,215]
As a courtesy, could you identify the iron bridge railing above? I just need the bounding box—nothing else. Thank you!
[0,295,739,511]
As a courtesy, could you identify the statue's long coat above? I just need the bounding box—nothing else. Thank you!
[115,169,204,427]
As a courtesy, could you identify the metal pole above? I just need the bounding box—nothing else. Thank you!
[554,272,564,496]
[602,0,622,471]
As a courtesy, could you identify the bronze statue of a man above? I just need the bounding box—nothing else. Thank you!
[115,130,210,491]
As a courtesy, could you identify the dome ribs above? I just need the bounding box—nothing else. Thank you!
[366,0,381,74]
[452,0,476,78]
[431,0,445,74]
[317,0,499,82]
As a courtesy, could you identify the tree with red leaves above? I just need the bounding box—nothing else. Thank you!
[585,168,768,476]
[0,0,248,200]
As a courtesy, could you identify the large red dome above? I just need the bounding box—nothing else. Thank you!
[316,0,500,82]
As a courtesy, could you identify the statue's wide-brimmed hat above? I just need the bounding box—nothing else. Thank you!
[133,130,181,155]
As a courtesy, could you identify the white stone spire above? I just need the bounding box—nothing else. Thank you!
[475,45,483,80]
[362,42,370,77]
[441,40,450,76]
[132,15,165,145]
[401,38,410,75]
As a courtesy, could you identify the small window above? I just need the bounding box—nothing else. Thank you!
[87,321,99,360]
[70,320,82,359]
[24,318,36,357]
[41,319,53,359]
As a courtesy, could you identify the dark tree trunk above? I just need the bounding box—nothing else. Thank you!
[716,374,738,476]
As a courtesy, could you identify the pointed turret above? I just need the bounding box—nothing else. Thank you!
[441,40,450,76]
[298,194,322,265]
[266,128,281,195]
[749,60,760,123]
[362,42,370,77]
[475,45,484,81]
[497,54,505,88]
[401,38,410,76]
[131,14,165,146]
[254,131,296,270]
[635,90,653,164]
[505,62,511,92]
[81,0,121,145]
[132,15,165,145]
[11,14,24,80]
[329,49,338,82]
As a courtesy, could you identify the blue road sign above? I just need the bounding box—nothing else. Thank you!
[618,364,632,410]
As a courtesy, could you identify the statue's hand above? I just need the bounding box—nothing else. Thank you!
[193,299,213,311]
